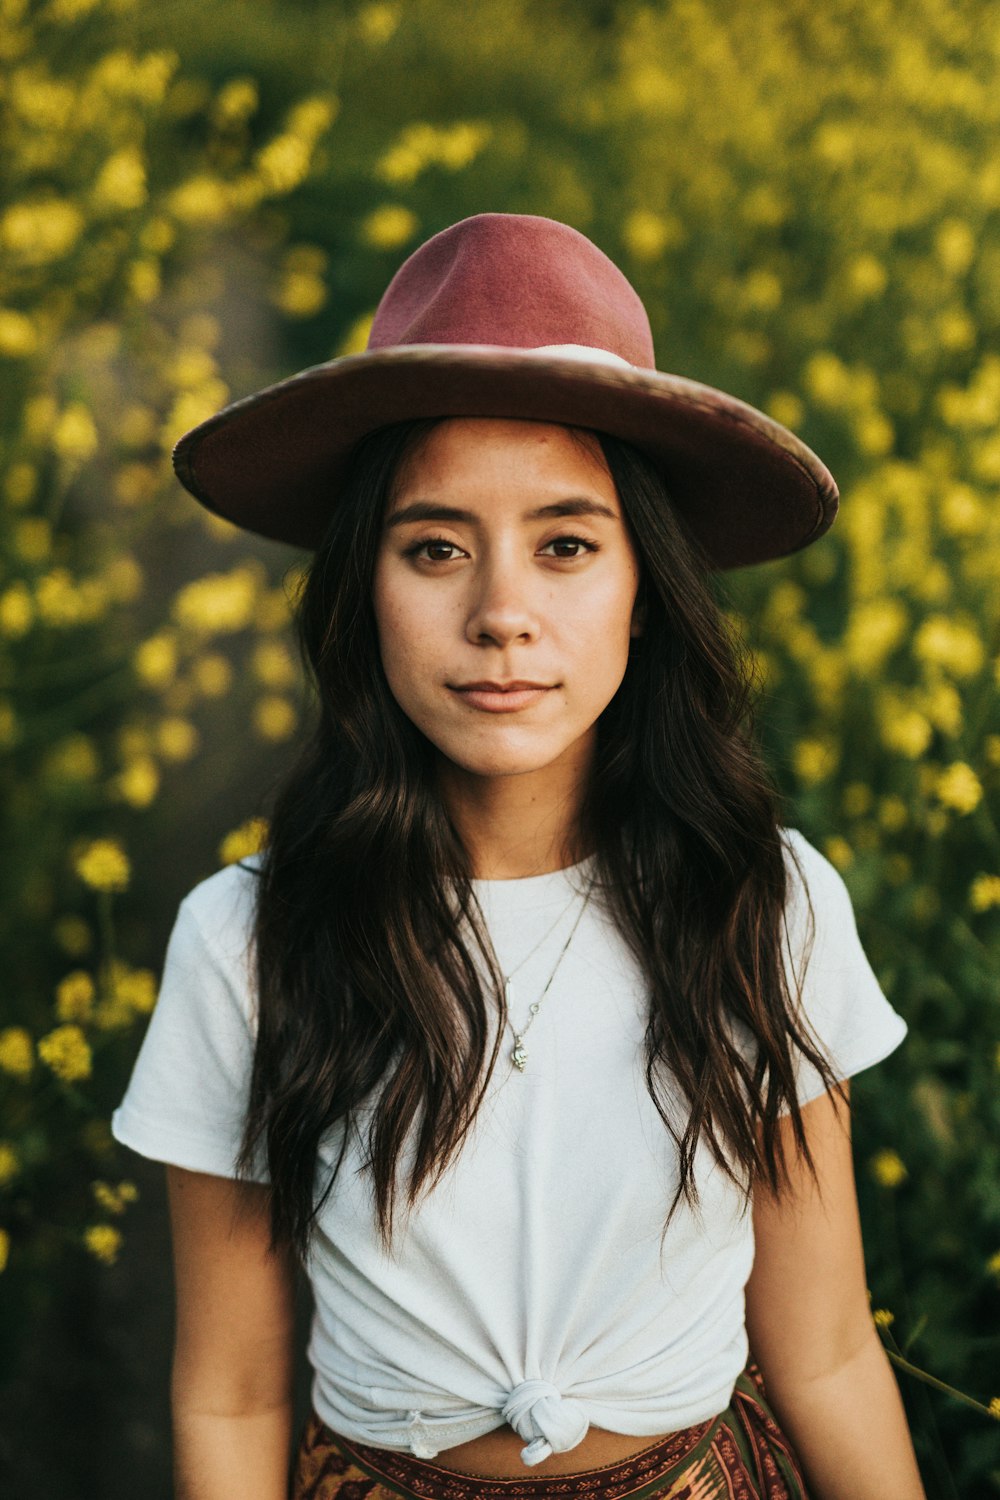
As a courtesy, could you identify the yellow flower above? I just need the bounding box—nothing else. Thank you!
[338,310,375,356]
[172,568,260,634]
[935,218,975,275]
[0,583,34,637]
[73,838,130,892]
[842,783,873,817]
[92,147,147,211]
[83,1224,122,1265]
[219,817,269,865]
[212,77,259,126]
[844,599,908,674]
[939,483,985,536]
[91,1179,138,1215]
[55,971,96,1023]
[273,269,327,318]
[885,854,912,886]
[792,737,839,784]
[360,205,418,250]
[116,756,160,808]
[0,1028,34,1078]
[872,1308,894,1329]
[53,403,99,461]
[253,695,297,741]
[5,461,37,506]
[134,632,178,688]
[871,1149,907,1188]
[766,391,805,430]
[252,640,296,688]
[935,761,982,815]
[823,836,854,871]
[357,3,401,44]
[986,1249,1000,1278]
[112,965,157,1015]
[38,1024,92,1082]
[44,735,100,783]
[0,197,84,263]
[14,517,51,564]
[846,254,888,299]
[0,1143,20,1186]
[913,615,985,677]
[163,381,231,446]
[157,717,199,761]
[879,704,933,759]
[970,875,1000,913]
[53,915,91,957]
[854,410,894,456]
[803,351,852,408]
[166,347,217,389]
[127,259,161,304]
[255,133,311,193]
[622,209,678,262]
[287,96,339,140]
[192,652,233,697]
[169,175,230,225]
[0,308,38,357]
[924,681,963,738]
[0,1229,9,1272]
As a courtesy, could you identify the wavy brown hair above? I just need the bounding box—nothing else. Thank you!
[233,417,843,1267]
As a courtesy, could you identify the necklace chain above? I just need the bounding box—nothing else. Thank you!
[499,873,597,1073]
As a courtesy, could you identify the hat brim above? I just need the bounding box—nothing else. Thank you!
[172,345,838,571]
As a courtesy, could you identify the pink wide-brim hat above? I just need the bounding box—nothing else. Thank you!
[172,212,838,571]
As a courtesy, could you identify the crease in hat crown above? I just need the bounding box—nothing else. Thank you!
[364,212,658,368]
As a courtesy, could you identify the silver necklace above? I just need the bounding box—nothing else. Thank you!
[500,884,588,985]
[500,874,597,1073]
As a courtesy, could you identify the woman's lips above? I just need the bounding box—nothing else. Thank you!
[450,686,553,712]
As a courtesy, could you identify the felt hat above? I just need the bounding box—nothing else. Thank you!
[172,212,838,570]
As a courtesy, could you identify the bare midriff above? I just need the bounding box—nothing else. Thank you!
[420,1422,676,1477]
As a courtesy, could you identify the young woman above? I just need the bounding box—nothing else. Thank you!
[111,214,926,1499]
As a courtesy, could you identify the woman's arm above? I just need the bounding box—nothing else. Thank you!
[166,1165,299,1500]
[744,1082,926,1500]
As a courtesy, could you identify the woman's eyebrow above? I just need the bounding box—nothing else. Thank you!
[386,497,619,529]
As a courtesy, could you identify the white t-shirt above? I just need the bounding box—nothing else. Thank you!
[111,826,908,1466]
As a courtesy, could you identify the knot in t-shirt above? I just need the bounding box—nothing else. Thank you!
[501,1379,590,1467]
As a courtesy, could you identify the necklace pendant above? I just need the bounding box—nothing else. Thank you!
[511,1039,528,1072]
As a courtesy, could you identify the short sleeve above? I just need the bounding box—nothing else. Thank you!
[110,858,269,1182]
[778,828,909,1108]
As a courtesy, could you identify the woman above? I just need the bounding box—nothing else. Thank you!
[111,213,926,1499]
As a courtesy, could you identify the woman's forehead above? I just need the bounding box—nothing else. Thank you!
[390,417,616,501]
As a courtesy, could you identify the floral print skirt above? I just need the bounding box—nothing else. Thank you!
[290,1361,810,1499]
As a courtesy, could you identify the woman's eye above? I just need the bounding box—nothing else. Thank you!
[405,534,600,562]
[542,535,600,558]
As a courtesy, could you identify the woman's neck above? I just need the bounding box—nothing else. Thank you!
[436,746,593,881]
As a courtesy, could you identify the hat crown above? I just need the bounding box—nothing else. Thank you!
[367,212,657,370]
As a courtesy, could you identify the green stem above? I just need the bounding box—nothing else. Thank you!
[883,1346,999,1420]
[96,889,117,1000]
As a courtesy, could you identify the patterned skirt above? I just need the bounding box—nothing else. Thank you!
[290,1362,811,1499]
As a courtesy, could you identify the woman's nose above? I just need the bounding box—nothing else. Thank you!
[464,556,541,646]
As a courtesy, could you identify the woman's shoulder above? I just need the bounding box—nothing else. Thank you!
[173,852,264,964]
[776,825,866,967]
[778,825,846,892]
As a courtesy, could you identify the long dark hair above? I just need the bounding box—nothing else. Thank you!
[233,417,843,1266]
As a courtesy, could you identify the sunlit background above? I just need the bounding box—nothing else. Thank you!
[1,0,998,1493]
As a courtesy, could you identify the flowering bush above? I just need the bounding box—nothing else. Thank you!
[2,0,999,1491]
[0,0,331,1380]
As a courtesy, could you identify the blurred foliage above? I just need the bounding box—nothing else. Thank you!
[1,0,999,1493]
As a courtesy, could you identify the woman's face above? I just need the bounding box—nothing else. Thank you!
[372,417,643,782]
